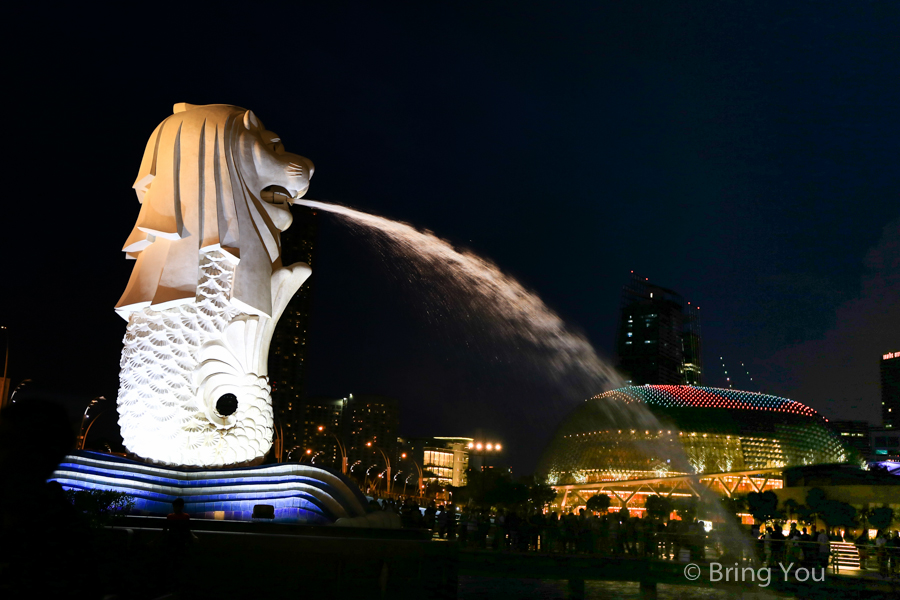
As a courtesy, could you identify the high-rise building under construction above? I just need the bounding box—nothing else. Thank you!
[883,350,900,429]
[616,273,703,386]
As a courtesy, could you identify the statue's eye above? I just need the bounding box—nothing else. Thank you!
[216,393,238,416]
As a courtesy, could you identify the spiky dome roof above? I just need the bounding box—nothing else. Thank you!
[594,385,821,419]
[536,385,851,482]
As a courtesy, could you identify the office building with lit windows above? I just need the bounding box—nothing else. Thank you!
[344,394,400,472]
[870,427,900,459]
[882,350,900,429]
[300,396,348,467]
[616,274,703,386]
[828,420,871,459]
[287,393,401,476]
[404,437,472,488]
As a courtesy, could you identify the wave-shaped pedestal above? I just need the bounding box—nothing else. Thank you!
[51,451,368,524]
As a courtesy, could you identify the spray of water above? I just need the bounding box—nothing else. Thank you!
[295,198,624,402]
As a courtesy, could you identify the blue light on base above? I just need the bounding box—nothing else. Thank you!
[52,451,368,524]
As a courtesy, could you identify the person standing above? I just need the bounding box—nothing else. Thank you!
[875,530,888,577]
[164,498,192,550]
[817,528,831,569]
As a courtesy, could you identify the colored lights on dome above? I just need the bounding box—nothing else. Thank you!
[542,385,849,486]
[590,385,820,418]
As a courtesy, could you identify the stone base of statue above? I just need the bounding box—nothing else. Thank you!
[51,451,367,524]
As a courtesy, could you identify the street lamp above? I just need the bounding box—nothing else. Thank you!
[273,422,285,463]
[1,325,9,408]
[466,440,504,506]
[401,452,425,498]
[317,425,348,474]
[287,446,312,463]
[366,441,392,494]
[365,464,378,492]
[78,397,106,450]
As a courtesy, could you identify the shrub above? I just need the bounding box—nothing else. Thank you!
[66,489,134,528]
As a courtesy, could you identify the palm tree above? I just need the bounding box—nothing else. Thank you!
[782,498,799,523]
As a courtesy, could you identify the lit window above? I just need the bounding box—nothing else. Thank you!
[627,333,632,338]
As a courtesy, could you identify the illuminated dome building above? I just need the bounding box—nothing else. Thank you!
[538,386,852,515]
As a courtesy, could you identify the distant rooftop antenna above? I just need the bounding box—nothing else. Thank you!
[719,356,733,389]
[719,356,757,391]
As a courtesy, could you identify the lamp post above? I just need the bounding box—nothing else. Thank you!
[274,422,285,463]
[1,325,9,408]
[466,440,503,507]
[317,425,348,474]
[78,397,105,450]
[402,453,425,498]
[287,446,312,463]
[366,441,392,494]
[365,464,378,493]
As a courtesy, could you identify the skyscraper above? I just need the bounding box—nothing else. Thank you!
[682,304,703,386]
[268,205,319,452]
[882,350,900,429]
[344,394,401,472]
[616,273,703,386]
[291,393,401,479]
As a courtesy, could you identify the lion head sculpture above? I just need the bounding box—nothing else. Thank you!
[116,103,314,318]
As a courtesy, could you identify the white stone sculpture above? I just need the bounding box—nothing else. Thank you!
[115,103,314,467]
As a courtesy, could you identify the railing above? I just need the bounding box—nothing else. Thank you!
[421,519,900,577]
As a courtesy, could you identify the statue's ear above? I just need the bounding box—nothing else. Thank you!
[173,102,198,113]
[243,110,260,131]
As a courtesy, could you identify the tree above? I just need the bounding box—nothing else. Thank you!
[870,506,894,531]
[821,499,856,530]
[782,498,800,522]
[645,495,672,521]
[66,489,134,529]
[856,507,873,531]
[805,488,827,522]
[746,491,781,524]
[673,497,698,522]
[586,493,611,514]
[527,480,558,511]
[487,477,529,509]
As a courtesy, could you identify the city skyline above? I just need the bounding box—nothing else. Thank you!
[2,2,898,474]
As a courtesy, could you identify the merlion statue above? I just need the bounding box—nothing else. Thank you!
[115,103,314,467]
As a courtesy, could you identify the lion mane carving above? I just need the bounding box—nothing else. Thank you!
[115,104,314,467]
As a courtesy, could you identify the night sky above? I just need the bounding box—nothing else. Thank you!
[4,2,898,474]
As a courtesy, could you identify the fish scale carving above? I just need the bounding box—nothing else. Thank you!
[117,250,274,467]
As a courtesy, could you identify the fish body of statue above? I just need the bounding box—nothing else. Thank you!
[115,103,313,467]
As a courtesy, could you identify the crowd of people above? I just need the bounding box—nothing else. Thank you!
[372,496,900,578]
[372,499,712,559]
[760,523,900,576]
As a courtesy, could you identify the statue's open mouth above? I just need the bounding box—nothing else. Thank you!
[260,185,294,206]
